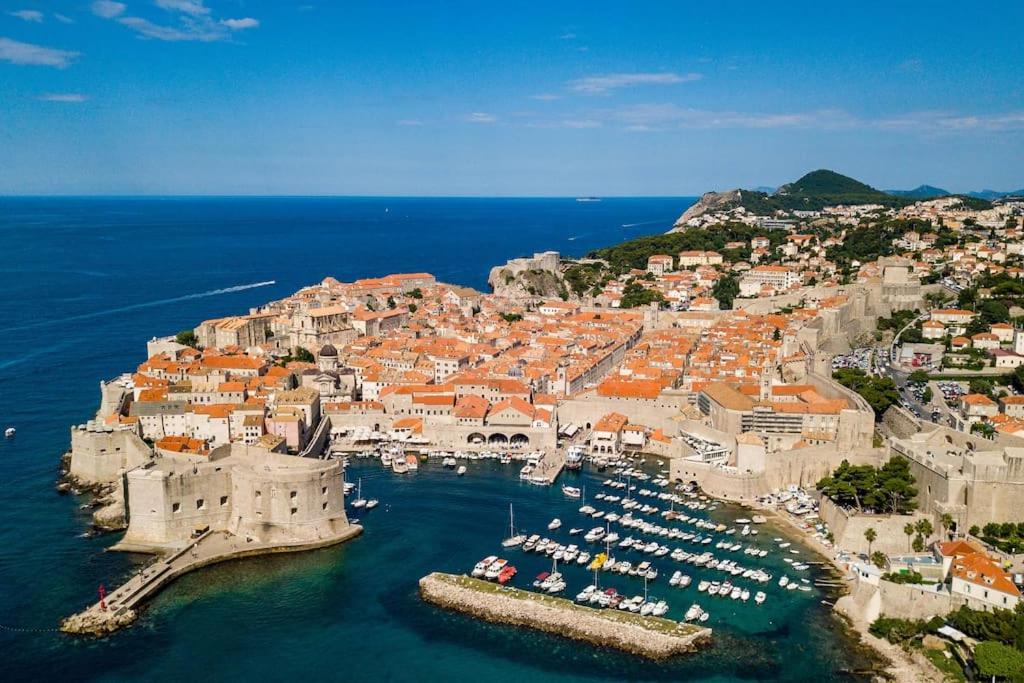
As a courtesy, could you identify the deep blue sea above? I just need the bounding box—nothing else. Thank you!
[0,198,874,681]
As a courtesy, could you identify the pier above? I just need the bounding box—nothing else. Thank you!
[419,572,711,660]
[62,525,362,636]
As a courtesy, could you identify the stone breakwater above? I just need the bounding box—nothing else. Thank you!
[419,572,711,660]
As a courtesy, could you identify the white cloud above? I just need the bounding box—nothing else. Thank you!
[9,10,43,23]
[568,71,701,94]
[559,32,576,40]
[875,110,1024,132]
[38,93,89,102]
[155,0,210,16]
[91,1,126,18]
[115,15,223,41]
[54,13,74,24]
[0,37,79,67]
[465,112,497,124]
[397,119,424,126]
[529,93,561,101]
[221,17,259,30]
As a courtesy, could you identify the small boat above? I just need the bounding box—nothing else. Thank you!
[754,591,766,605]
[548,518,562,530]
[4,427,14,438]
[501,504,526,547]
[497,565,517,584]
[569,527,583,535]
[351,478,367,508]
[456,465,467,476]
[561,485,582,499]
[443,457,457,468]
[485,559,508,580]
[365,498,379,509]
[472,555,498,577]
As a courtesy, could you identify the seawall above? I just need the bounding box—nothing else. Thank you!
[418,572,711,660]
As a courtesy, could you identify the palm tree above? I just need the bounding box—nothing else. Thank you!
[864,527,877,556]
[903,522,915,551]
[915,518,934,545]
[939,513,954,540]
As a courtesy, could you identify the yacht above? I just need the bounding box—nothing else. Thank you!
[365,498,379,509]
[561,485,582,499]
[4,427,14,438]
[501,504,526,548]
[351,478,367,508]
[456,465,467,476]
[548,518,562,530]
[754,591,766,605]
[484,559,507,580]
[392,456,409,474]
[684,604,703,622]
[442,456,457,468]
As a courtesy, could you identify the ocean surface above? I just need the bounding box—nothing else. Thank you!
[0,197,873,681]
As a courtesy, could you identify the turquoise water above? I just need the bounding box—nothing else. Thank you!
[0,198,873,681]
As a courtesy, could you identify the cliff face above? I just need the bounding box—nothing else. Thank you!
[670,189,742,230]
[487,251,570,300]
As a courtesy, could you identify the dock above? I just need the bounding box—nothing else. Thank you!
[419,572,711,659]
[533,449,566,484]
[62,525,362,636]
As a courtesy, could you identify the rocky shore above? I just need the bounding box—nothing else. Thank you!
[419,572,711,660]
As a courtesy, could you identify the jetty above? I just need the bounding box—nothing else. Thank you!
[62,526,362,636]
[419,572,711,659]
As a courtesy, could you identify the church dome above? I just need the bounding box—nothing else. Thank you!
[319,344,338,357]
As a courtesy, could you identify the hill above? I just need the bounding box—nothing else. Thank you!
[886,184,950,199]
[673,169,906,228]
[968,188,1024,200]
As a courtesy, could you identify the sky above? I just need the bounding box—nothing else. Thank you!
[1,1,1022,196]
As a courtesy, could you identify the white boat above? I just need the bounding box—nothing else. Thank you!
[754,591,766,604]
[351,478,367,508]
[684,604,702,621]
[501,503,526,547]
[4,427,14,438]
[548,518,562,530]
[779,576,789,588]
[365,498,379,509]
[456,465,467,476]
[485,559,508,580]
[472,555,497,577]
[561,485,582,499]
[442,457,457,468]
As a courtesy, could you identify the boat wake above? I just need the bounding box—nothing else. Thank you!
[6,280,277,333]
[621,220,664,228]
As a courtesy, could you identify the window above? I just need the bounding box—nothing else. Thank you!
[290,507,298,516]
[322,502,328,511]
[220,496,229,507]
[172,502,181,513]
[290,490,297,499]
[196,498,205,510]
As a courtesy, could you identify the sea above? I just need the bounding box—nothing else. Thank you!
[0,197,876,681]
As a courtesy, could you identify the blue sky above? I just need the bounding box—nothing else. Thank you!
[1,1,1022,195]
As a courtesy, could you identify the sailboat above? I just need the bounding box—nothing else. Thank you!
[351,478,367,508]
[501,503,526,547]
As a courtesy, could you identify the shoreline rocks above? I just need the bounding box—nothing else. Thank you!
[419,572,711,660]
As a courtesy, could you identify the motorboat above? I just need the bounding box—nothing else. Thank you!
[548,518,562,530]
[4,427,14,438]
[456,465,467,476]
[472,555,498,577]
[484,559,507,580]
[497,566,517,584]
[754,591,766,605]
[365,498,379,509]
[561,485,582,499]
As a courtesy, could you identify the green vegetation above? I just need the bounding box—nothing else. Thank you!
[816,457,917,514]
[947,604,1024,651]
[563,262,608,297]
[865,527,877,555]
[921,646,967,683]
[408,303,418,313]
[978,522,1024,554]
[713,274,740,309]
[587,222,785,275]
[881,571,926,585]
[619,282,665,309]
[973,641,1024,680]
[175,329,198,348]
[832,368,900,419]
[869,615,944,644]
[500,312,523,324]
[293,346,314,363]
[408,288,423,299]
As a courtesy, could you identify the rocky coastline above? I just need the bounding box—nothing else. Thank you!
[419,572,711,660]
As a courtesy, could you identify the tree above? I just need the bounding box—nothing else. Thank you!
[500,312,523,323]
[408,288,423,299]
[832,368,901,419]
[293,346,314,363]
[871,551,888,569]
[387,296,396,309]
[909,370,930,384]
[619,281,665,309]
[970,524,981,537]
[865,527,877,555]
[408,303,418,313]
[973,640,1024,679]
[940,513,955,539]
[175,329,198,348]
[713,274,740,309]
[904,522,915,551]
[922,386,933,404]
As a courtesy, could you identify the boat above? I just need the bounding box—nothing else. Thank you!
[497,565,517,585]
[575,197,601,202]
[754,591,766,605]
[472,555,497,577]
[501,504,526,547]
[684,604,702,622]
[456,465,467,476]
[365,498,379,509]
[405,454,419,471]
[351,478,367,508]
[569,527,583,535]
[548,518,562,530]
[4,427,14,438]
[485,559,508,580]
[561,485,582,499]
[443,457,457,468]
[565,447,584,470]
